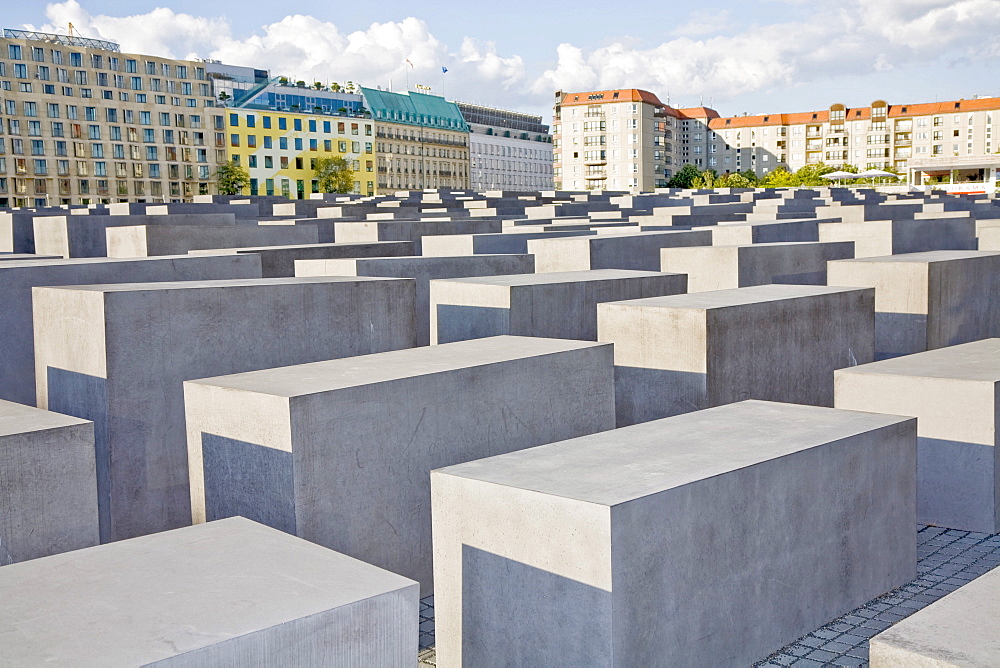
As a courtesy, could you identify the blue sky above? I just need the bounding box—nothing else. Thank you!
[7,0,1000,120]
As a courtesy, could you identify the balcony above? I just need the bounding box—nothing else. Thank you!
[584,158,607,166]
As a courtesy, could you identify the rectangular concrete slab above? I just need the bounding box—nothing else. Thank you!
[0,517,418,667]
[297,254,535,346]
[420,230,596,256]
[33,213,238,258]
[430,269,687,344]
[818,218,977,258]
[0,254,263,405]
[191,241,416,277]
[33,276,417,543]
[827,250,1000,359]
[527,230,712,272]
[835,338,1000,532]
[184,336,615,595]
[598,284,875,425]
[432,400,917,667]
[870,562,1000,667]
[0,400,98,566]
[105,224,319,258]
[661,241,855,291]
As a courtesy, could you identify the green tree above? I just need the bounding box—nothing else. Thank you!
[723,172,754,188]
[760,167,799,188]
[315,156,355,194]
[313,81,324,90]
[793,162,837,186]
[691,169,718,188]
[215,162,250,195]
[667,164,701,188]
[739,169,760,185]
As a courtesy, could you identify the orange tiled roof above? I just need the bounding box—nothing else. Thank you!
[675,107,721,120]
[706,97,1000,130]
[559,89,666,107]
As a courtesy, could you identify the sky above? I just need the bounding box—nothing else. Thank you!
[7,0,1000,121]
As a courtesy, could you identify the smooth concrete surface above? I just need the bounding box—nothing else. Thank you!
[818,218,977,258]
[191,241,416,278]
[827,251,1000,359]
[296,254,535,346]
[105,224,319,258]
[420,230,596,256]
[0,517,419,667]
[184,336,615,595]
[697,219,827,245]
[0,254,263,405]
[32,213,237,258]
[835,338,1000,532]
[526,230,712,272]
[869,563,1000,667]
[34,276,417,543]
[430,269,687,344]
[598,284,875,426]
[0,400,98,566]
[431,400,917,667]
[660,241,855,291]
[333,219,502,252]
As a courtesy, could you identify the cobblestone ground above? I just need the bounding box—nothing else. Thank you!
[416,526,1000,666]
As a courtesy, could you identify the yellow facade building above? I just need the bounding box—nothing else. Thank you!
[226,108,375,198]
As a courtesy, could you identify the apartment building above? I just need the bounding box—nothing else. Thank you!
[456,102,553,191]
[0,28,220,207]
[226,108,373,198]
[703,98,1000,178]
[361,87,469,194]
[552,89,680,191]
[225,78,373,197]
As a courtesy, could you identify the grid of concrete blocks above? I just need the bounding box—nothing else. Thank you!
[2,185,1000,666]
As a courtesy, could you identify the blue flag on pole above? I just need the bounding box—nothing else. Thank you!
[441,66,448,74]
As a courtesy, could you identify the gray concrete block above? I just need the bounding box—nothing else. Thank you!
[184,336,615,595]
[190,241,416,278]
[105,224,319,257]
[0,400,98,565]
[0,517,418,666]
[420,230,596,256]
[432,400,917,667]
[34,276,417,542]
[598,284,875,426]
[870,562,1000,667]
[430,269,687,345]
[33,214,238,258]
[297,254,535,346]
[661,241,855,291]
[527,230,712,272]
[836,338,1000,532]
[333,219,502,252]
[827,251,1000,359]
[0,254,262,405]
[818,218,977,258]
[697,218,825,245]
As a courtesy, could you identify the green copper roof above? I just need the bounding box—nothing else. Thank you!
[360,87,469,132]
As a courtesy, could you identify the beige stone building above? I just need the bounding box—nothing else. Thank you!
[362,87,469,193]
[0,29,221,207]
[553,89,679,191]
[698,98,1000,179]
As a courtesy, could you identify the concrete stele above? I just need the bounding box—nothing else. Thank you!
[0,399,98,566]
[430,269,688,344]
[184,336,616,595]
[0,517,418,666]
[33,276,417,543]
[431,400,916,666]
[598,283,875,426]
[835,338,1000,532]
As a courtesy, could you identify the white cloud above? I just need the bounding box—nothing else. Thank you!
[533,0,1000,106]
[24,0,1000,117]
